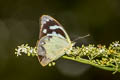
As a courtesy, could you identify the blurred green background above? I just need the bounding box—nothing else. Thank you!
[0,0,120,80]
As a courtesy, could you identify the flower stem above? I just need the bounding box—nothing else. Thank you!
[62,56,120,73]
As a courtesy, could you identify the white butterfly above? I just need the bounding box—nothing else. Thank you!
[37,15,74,66]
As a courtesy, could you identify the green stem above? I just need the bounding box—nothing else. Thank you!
[62,56,120,72]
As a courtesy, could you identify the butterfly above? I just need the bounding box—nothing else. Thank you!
[37,15,75,66]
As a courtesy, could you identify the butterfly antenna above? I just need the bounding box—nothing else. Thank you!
[73,34,90,41]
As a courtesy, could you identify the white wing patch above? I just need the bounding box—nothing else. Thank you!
[41,15,53,25]
[49,25,60,30]
[47,31,65,39]
[43,29,47,33]
[49,25,65,33]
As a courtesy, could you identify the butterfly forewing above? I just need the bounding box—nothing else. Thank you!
[39,15,69,40]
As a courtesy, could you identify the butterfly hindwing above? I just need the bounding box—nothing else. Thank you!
[37,36,70,66]
[37,15,73,66]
